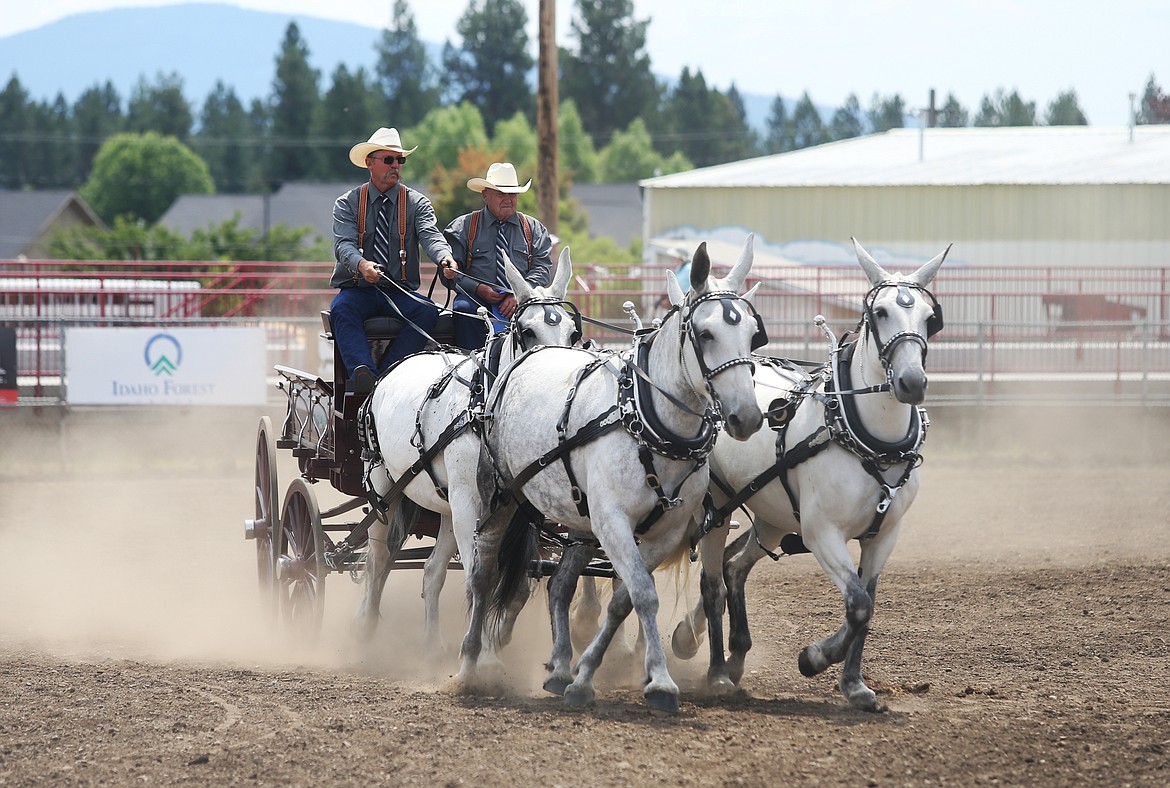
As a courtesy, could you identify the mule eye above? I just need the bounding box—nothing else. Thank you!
[521,327,537,341]
[698,329,715,342]
[873,306,889,320]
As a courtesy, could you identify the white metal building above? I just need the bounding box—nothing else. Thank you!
[640,126,1170,269]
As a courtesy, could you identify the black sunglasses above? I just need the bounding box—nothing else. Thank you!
[371,154,407,165]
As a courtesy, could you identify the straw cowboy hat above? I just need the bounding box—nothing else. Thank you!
[467,162,532,194]
[349,127,418,167]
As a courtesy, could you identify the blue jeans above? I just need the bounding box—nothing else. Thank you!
[453,294,507,351]
[330,286,439,377]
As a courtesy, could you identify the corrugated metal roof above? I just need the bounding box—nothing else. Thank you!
[640,126,1170,189]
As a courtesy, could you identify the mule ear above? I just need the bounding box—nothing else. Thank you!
[716,232,755,293]
[665,269,685,307]
[853,237,891,286]
[742,280,761,304]
[908,243,951,288]
[690,242,711,293]
[504,256,533,302]
[549,245,573,298]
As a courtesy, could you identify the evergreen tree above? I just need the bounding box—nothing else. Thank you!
[1045,89,1088,125]
[560,0,660,140]
[657,68,755,167]
[600,117,671,181]
[1138,74,1170,124]
[441,0,534,131]
[73,82,124,181]
[375,0,440,128]
[828,93,864,141]
[404,102,490,191]
[558,99,598,183]
[126,73,193,143]
[268,22,320,186]
[937,92,969,127]
[30,94,74,188]
[764,94,794,154]
[315,64,380,181]
[868,92,907,133]
[0,76,33,188]
[791,91,829,149]
[195,81,257,193]
[974,88,1036,127]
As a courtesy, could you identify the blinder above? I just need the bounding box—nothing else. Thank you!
[751,310,769,351]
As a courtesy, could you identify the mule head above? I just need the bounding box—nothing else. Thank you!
[675,235,764,440]
[504,246,581,350]
[851,238,951,405]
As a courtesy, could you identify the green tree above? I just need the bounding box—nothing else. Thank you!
[404,102,490,190]
[974,88,1036,127]
[80,132,214,224]
[559,99,598,183]
[29,94,73,188]
[268,22,320,186]
[314,64,380,180]
[868,92,907,133]
[195,81,258,193]
[829,93,864,141]
[1045,89,1088,125]
[491,111,537,176]
[441,0,534,131]
[764,95,794,154]
[599,117,691,181]
[374,0,440,128]
[1138,74,1170,124]
[73,82,124,181]
[560,0,660,140]
[937,92,969,127]
[791,91,829,149]
[126,73,193,143]
[657,68,756,167]
[0,75,33,188]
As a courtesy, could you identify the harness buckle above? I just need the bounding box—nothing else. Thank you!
[570,486,583,505]
[645,472,660,489]
[663,496,683,510]
[876,485,897,513]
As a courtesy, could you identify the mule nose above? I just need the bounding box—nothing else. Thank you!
[725,403,764,440]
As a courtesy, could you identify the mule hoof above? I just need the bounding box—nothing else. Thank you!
[564,684,595,707]
[543,675,571,696]
[844,683,885,713]
[727,654,746,685]
[671,622,701,660]
[798,645,828,677]
[706,674,736,696]
[645,689,680,713]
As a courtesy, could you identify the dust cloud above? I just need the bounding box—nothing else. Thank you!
[1,402,1166,686]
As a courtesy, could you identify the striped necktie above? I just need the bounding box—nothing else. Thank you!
[494,219,509,288]
[373,194,391,267]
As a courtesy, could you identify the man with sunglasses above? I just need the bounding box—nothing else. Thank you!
[442,162,553,351]
[329,127,457,393]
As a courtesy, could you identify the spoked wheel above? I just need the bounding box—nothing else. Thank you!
[245,416,280,613]
[276,477,326,639]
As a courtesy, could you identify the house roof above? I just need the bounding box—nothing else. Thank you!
[161,181,644,247]
[0,190,106,258]
[640,126,1170,189]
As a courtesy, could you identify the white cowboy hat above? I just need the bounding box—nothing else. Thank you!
[467,162,532,194]
[349,127,418,167]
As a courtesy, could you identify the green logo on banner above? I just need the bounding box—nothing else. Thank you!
[144,333,183,377]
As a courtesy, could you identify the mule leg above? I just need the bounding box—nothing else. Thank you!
[725,527,771,685]
[457,503,514,684]
[836,573,883,711]
[567,527,680,713]
[355,512,393,641]
[420,515,457,654]
[544,542,596,696]
[570,575,603,653]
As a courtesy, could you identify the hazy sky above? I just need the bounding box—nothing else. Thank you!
[2,0,1165,126]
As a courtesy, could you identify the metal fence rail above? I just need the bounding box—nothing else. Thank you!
[3,258,1170,406]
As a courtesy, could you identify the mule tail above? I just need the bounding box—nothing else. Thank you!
[486,503,540,637]
[383,494,420,557]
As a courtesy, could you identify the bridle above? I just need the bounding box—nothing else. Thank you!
[665,290,765,405]
[509,296,583,354]
[860,280,943,381]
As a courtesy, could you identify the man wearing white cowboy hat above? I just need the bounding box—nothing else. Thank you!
[442,162,553,350]
[329,127,457,393]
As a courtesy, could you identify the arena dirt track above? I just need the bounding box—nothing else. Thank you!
[1,404,1168,786]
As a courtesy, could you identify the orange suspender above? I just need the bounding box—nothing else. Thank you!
[465,210,534,273]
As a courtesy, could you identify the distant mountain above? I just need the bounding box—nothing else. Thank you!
[0,2,783,132]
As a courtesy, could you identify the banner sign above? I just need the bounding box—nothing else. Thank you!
[0,327,16,404]
[65,327,267,406]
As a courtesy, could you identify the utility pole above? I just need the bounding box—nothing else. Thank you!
[537,0,559,240]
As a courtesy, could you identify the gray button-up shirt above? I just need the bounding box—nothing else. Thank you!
[443,208,553,298]
[330,182,452,290]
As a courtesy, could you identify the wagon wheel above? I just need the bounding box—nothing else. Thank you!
[248,416,279,611]
[276,478,326,639]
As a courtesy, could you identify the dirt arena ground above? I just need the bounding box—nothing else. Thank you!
[1,403,1168,786]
